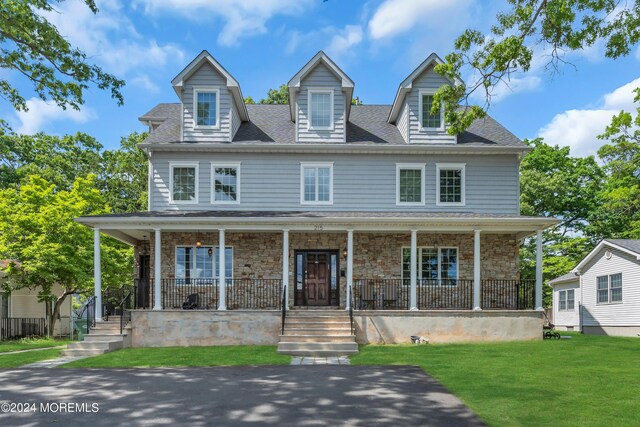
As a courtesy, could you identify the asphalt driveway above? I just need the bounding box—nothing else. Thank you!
[0,366,484,426]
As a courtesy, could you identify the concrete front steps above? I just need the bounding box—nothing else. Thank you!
[277,310,358,356]
[61,317,128,357]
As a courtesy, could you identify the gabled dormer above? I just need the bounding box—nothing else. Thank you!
[171,50,249,142]
[388,53,461,144]
[288,51,354,143]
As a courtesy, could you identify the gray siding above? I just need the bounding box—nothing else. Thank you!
[182,62,231,142]
[397,101,409,143]
[230,100,241,139]
[407,65,456,143]
[297,63,345,143]
[150,152,520,214]
[581,247,640,326]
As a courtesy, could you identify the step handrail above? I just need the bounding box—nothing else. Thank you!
[117,291,132,334]
[281,284,287,335]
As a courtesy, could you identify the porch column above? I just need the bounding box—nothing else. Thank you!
[535,229,543,310]
[346,229,353,310]
[218,229,227,310]
[473,230,482,311]
[410,229,418,310]
[94,228,102,321]
[282,229,289,310]
[153,228,162,310]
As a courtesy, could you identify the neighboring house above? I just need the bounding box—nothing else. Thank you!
[76,50,556,348]
[571,239,640,337]
[548,272,581,331]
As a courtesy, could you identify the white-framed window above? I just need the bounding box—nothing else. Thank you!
[597,273,622,304]
[308,88,334,130]
[559,289,575,311]
[396,163,425,206]
[175,246,233,283]
[300,162,333,204]
[418,89,444,131]
[401,247,458,285]
[193,87,220,129]
[170,162,199,204]
[436,163,466,206]
[211,163,240,204]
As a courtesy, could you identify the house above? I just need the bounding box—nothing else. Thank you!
[569,239,640,336]
[75,50,557,350]
[548,272,580,331]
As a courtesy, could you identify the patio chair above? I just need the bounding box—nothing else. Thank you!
[182,293,199,310]
[360,281,377,309]
[382,282,399,308]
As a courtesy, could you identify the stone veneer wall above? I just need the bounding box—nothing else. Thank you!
[137,231,520,308]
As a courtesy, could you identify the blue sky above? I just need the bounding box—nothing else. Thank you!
[3,0,640,156]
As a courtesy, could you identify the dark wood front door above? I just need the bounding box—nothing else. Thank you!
[136,255,150,309]
[294,250,340,307]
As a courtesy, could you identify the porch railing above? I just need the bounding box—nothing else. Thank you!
[161,278,220,310]
[353,279,409,310]
[417,279,474,310]
[1,318,46,341]
[226,279,282,309]
[481,279,535,310]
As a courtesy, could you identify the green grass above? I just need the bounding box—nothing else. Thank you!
[351,333,640,426]
[0,348,63,368]
[0,337,71,353]
[62,345,291,368]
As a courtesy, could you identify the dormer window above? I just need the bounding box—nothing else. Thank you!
[419,89,444,131]
[194,87,220,129]
[308,89,334,130]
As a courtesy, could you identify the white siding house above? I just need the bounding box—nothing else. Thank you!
[573,239,640,336]
[549,272,581,331]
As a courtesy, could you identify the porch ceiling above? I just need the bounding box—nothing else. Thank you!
[75,211,558,246]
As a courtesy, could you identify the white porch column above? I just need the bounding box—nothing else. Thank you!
[346,229,353,310]
[410,229,418,310]
[94,228,102,321]
[153,228,162,310]
[282,229,290,310]
[535,229,544,310]
[218,229,227,310]
[473,230,482,311]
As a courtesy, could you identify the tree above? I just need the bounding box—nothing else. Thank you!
[0,0,125,133]
[244,96,255,104]
[0,175,131,333]
[260,84,289,104]
[434,1,640,134]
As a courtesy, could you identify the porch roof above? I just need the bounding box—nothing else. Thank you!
[76,211,558,246]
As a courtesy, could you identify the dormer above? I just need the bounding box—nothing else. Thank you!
[171,50,249,142]
[388,53,461,144]
[288,51,354,143]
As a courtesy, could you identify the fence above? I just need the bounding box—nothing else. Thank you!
[0,318,46,341]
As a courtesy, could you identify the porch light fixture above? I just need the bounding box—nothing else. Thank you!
[196,231,202,247]
[208,248,213,256]
[343,249,348,259]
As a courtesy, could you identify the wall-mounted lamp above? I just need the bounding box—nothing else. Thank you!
[342,249,348,259]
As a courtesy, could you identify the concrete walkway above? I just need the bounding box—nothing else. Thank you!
[20,356,87,368]
[0,366,485,426]
[0,346,65,355]
[291,356,350,365]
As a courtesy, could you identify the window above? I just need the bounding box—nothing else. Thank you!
[559,289,575,311]
[308,89,334,130]
[436,163,465,206]
[176,246,233,283]
[170,162,198,203]
[419,90,444,131]
[211,163,240,204]
[301,163,333,204]
[597,273,622,304]
[402,247,458,285]
[396,164,425,206]
[194,88,219,128]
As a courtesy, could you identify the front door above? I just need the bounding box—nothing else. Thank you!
[136,255,150,309]
[294,251,339,306]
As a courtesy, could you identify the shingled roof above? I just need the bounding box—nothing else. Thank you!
[140,103,526,148]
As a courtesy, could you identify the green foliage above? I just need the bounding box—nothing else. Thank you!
[0,0,125,133]
[435,0,640,133]
[259,84,289,104]
[244,96,256,104]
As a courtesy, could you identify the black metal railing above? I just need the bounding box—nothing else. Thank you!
[226,279,282,309]
[0,318,46,341]
[349,285,354,335]
[134,278,152,309]
[481,279,535,310]
[353,279,409,310]
[281,284,287,335]
[417,279,474,310]
[161,278,220,310]
[118,291,132,334]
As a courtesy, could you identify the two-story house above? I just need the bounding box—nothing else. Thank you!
[77,50,556,352]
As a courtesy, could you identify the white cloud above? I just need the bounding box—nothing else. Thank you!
[368,0,472,40]
[130,75,161,94]
[134,0,314,46]
[325,25,364,58]
[538,77,640,157]
[14,99,94,134]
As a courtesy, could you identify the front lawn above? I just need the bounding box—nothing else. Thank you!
[0,348,64,368]
[0,337,71,353]
[351,333,639,426]
[62,345,290,368]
